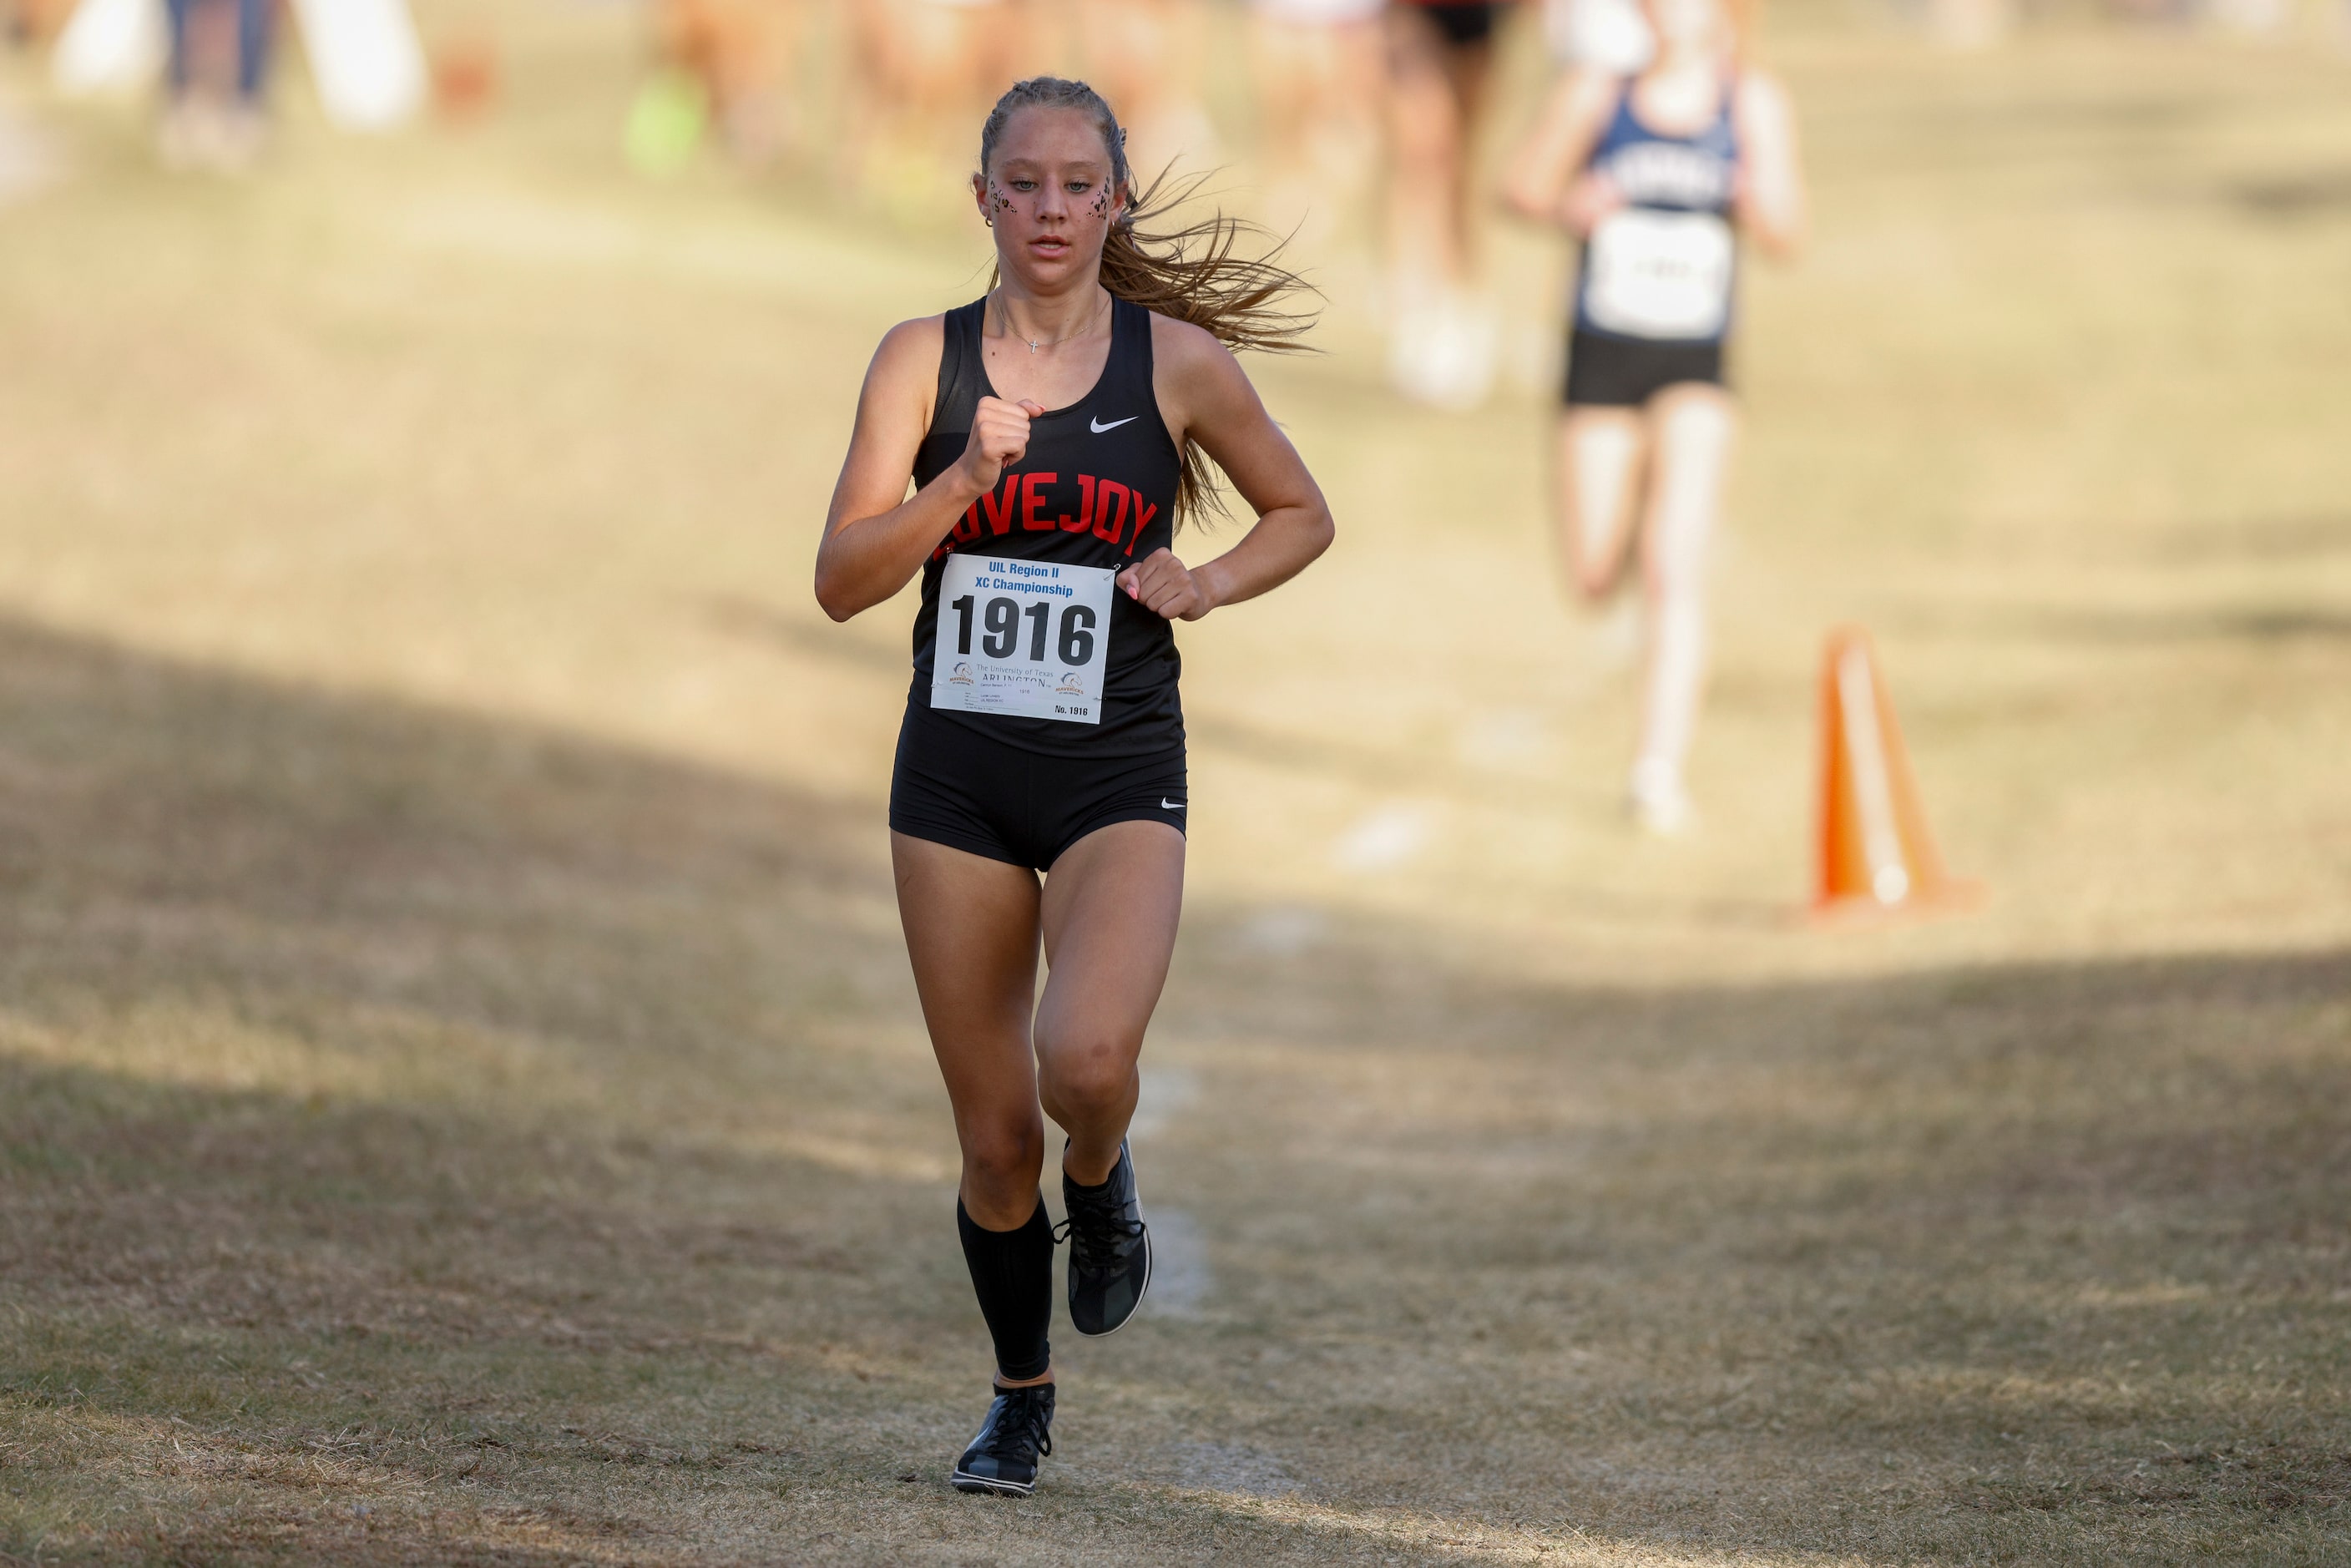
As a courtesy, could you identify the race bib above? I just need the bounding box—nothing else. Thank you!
[931,554,1116,725]
[1584,209,1735,341]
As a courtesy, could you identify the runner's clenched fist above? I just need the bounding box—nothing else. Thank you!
[1119,549,1215,623]
[959,396,1047,493]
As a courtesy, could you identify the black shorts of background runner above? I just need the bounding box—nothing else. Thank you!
[1413,0,1504,47]
[892,701,1186,872]
[1563,327,1728,407]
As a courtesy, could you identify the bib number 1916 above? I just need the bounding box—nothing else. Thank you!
[949,594,1096,666]
[930,554,1116,725]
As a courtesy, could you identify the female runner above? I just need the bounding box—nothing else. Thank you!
[1504,0,1803,832]
[815,76,1332,1495]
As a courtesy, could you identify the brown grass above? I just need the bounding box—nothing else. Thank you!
[2,7,2348,1563]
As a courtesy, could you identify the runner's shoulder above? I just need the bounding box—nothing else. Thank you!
[871,313,948,376]
[862,314,951,412]
[1145,311,1244,384]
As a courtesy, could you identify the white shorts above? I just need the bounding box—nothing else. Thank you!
[1251,0,1384,23]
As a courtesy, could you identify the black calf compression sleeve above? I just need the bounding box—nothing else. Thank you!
[957,1194,1054,1383]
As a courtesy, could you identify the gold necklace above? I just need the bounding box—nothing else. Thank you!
[993,291,1106,355]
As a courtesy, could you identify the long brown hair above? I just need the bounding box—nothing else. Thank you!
[978,76,1315,528]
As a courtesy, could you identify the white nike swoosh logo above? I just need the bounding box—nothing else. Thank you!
[1090,416,1139,434]
[1161,799,1185,811]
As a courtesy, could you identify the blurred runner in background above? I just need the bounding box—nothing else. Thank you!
[160,0,275,169]
[1383,0,1516,410]
[1074,0,1214,178]
[1246,0,1386,247]
[656,0,806,164]
[1504,0,1802,833]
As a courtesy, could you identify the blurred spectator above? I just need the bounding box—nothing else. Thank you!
[1246,0,1387,246]
[849,0,1049,219]
[160,0,274,170]
[1074,0,1214,180]
[5,0,75,47]
[657,0,806,164]
[1384,0,1515,411]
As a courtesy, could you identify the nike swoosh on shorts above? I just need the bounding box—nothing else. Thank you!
[1090,416,1139,433]
[1161,799,1184,811]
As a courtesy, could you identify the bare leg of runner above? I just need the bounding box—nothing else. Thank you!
[1383,4,1498,407]
[892,820,1181,1388]
[895,822,1184,1211]
[892,835,1049,1233]
[1250,9,1385,250]
[1035,820,1184,1187]
[1555,407,1646,598]
[1631,385,1736,827]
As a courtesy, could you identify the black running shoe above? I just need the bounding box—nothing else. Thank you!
[950,1382,1054,1495]
[1059,1140,1151,1337]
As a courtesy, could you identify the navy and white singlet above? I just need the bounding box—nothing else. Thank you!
[890,296,1190,871]
[1565,75,1743,407]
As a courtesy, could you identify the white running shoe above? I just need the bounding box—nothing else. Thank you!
[1627,758,1695,837]
[1388,291,1498,412]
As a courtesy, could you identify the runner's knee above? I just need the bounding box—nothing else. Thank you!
[961,1115,1046,1196]
[1035,1034,1135,1120]
[1571,552,1618,600]
[1642,558,1704,609]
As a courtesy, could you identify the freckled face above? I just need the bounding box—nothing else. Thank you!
[973,107,1127,288]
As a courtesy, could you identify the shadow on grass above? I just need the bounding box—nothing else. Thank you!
[2226,169,2351,220]
[0,615,2347,1565]
[1892,599,2351,648]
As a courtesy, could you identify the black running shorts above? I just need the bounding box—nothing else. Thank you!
[1563,328,1728,408]
[1415,2,1503,47]
[890,701,1187,873]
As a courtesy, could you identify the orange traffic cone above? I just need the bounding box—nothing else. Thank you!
[1813,626,1981,921]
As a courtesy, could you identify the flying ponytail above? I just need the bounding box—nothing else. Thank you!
[978,76,1316,529]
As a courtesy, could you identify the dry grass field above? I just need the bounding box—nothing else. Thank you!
[2,6,2348,1562]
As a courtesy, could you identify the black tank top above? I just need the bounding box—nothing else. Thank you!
[908,296,1185,758]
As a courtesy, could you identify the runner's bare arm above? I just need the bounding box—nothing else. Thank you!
[815,318,1044,621]
[1119,318,1333,624]
[1733,70,1806,259]
[1501,67,1619,227]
